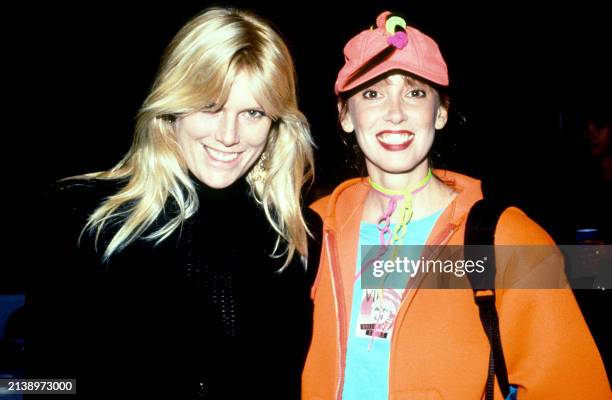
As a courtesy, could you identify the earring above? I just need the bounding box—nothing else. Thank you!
[250,152,267,183]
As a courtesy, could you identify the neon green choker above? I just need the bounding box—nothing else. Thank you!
[368,169,433,245]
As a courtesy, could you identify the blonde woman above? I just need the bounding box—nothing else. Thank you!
[28,8,321,399]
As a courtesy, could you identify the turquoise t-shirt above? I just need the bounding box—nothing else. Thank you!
[342,209,443,400]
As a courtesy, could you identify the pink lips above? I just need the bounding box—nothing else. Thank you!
[376,130,414,151]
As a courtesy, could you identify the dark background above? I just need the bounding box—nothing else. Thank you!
[19,1,611,233]
[3,0,610,378]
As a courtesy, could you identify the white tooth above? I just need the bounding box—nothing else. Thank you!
[207,147,239,161]
[379,133,413,144]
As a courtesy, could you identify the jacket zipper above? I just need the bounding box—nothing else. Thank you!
[325,229,347,400]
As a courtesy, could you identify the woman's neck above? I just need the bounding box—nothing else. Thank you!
[363,167,456,223]
[367,163,431,191]
[188,170,250,202]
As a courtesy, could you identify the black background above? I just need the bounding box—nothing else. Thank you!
[5,0,611,378]
[20,1,611,232]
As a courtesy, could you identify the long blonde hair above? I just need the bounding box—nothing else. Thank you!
[75,7,314,268]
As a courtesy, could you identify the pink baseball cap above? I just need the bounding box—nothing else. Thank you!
[335,11,449,95]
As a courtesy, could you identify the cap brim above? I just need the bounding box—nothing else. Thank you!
[338,59,449,94]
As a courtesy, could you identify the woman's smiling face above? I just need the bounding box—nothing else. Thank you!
[341,73,448,181]
[175,71,272,188]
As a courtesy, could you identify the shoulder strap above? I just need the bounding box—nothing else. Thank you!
[465,199,511,289]
[465,199,512,400]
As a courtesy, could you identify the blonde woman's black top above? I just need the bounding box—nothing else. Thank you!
[27,176,322,399]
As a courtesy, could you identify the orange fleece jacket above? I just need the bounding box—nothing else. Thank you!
[303,170,610,399]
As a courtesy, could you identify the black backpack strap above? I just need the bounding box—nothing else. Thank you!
[465,199,511,400]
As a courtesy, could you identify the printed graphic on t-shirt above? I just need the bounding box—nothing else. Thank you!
[355,288,403,341]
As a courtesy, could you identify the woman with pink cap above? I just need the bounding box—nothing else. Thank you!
[302,11,610,399]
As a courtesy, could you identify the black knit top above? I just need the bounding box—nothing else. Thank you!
[27,176,322,399]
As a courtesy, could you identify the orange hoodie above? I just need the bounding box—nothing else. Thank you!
[303,170,610,399]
